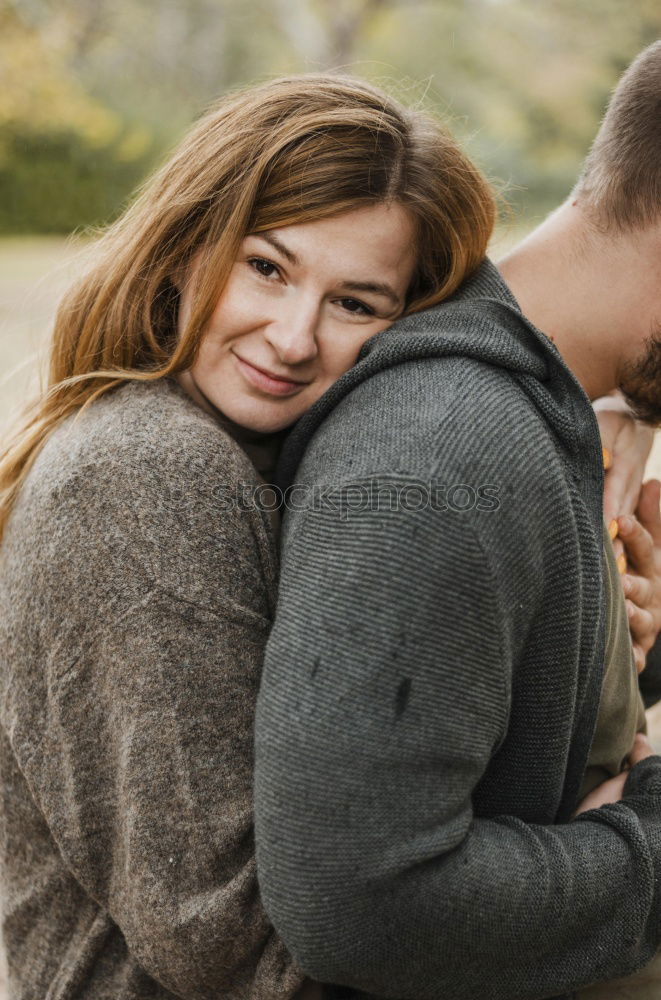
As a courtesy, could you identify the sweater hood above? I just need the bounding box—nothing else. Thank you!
[277,258,602,490]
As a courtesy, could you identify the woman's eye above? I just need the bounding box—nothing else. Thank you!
[248,257,279,279]
[339,298,374,316]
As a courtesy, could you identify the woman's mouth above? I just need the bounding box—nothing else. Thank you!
[233,353,309,397]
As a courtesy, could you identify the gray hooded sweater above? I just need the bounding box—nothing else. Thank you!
[254,260,661,1000]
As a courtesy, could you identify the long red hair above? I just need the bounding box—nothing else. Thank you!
[0,73,495,541]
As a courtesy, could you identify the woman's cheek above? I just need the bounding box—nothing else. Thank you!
[332,340,370,380]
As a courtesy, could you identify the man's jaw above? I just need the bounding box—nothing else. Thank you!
[618,332,661,427]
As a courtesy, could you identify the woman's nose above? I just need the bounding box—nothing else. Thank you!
[264,303,320,366]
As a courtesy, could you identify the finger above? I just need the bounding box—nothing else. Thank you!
[604,467,639,524]
[618,514,654,575]
[611,536,625,562]
[625,599,655,652]
[572,770,629,816]
[628,732,656,767]
[632,642,646,674]
[636,479,661,544]
[620,475,648,522]
[604,456,649,523]
[597,408,655,522]
[606,521,625,563]
[621,572,653,608]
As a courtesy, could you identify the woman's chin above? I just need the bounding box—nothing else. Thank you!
[178,372,304,435]
[222,401,303,436]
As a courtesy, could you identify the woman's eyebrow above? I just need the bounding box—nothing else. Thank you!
[252,231,300,266]
[251,231,401,307]
[337,280,400,306]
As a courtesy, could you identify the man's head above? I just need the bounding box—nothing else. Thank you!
[577,39,661,423]
[573,40,661,233]
[514,40,661,423]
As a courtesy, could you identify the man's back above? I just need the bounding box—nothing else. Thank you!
[255,261,661,1000]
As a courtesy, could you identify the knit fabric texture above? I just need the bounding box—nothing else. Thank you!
[254,259,661,1000]
[0,378,305,998]
[579,522,647,799]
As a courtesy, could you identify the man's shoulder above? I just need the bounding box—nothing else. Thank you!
[297,354,558,485]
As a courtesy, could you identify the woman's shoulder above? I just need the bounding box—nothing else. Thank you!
[45,377,258,487]
[3,377,277,617]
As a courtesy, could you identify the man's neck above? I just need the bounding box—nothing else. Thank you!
[497,201,661,400]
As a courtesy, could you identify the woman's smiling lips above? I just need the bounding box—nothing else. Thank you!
[233,352,310,397]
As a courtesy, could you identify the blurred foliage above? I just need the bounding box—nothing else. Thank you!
[0,127,155,233]
[1,0,660,233]
[0,1,157,232]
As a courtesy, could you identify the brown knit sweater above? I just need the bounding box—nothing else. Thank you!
[0,377,306,998]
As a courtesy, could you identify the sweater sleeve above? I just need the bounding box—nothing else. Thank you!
[254,475,661,1000]
[2,422,305,999]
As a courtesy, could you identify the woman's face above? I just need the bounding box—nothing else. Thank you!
[177,202,417,433]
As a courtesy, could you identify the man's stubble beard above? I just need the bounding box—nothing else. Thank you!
[619,328,661,427]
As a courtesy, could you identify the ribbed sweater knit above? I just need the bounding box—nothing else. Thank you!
[0,378,306,998]
[254,260,661,1000]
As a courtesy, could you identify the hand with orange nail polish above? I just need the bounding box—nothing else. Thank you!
[617,480,661,672]
[594,393,655,528]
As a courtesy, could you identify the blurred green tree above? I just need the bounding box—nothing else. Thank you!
[1,0,660,232]
[0,0,156,232]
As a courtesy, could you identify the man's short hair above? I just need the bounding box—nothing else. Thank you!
[573,40,661,230]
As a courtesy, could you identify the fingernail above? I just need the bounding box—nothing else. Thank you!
[602,447,612,470]
[626,600,634,618]
[608,518,618,540]
[617,553,627,574]
[622,575,631,594]
[619,515,633,534]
